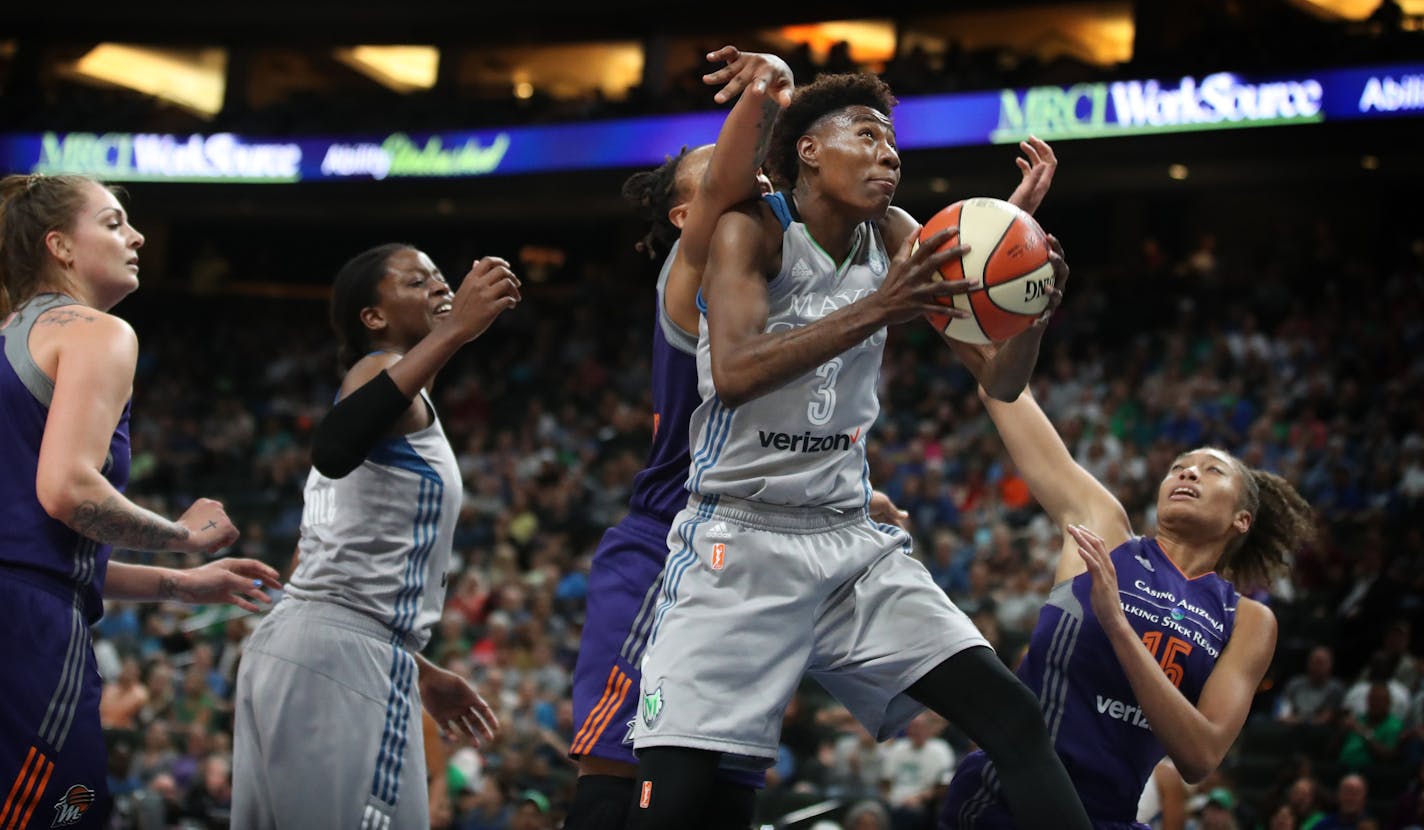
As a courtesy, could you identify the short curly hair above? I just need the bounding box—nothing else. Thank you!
[765,73,898,190]
[621,146,696,261]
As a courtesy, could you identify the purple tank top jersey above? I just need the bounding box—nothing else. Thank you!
[626,243,702,523]
[0,295,131,622]
[1017,536,1239,822]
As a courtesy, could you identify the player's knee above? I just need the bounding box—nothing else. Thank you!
[626,748,721,830]
[567,775,635,830]
[984,679,1051,751]
[704,780,756,830]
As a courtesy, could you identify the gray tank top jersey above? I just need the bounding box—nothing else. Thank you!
[687,196,889,510]
[285,391,460,650]
[657,240,698,355]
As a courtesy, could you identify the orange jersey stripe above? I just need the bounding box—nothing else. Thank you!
[572,667,623,755]
[0,747,39,827]
[14,759,53,830]
[579,672,633,757]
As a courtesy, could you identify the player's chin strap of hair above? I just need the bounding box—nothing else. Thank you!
[310,370,414,479]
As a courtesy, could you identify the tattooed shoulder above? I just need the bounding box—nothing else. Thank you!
[37,309,99,327]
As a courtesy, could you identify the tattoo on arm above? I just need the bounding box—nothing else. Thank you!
[37,309,98,327]
[70,496,190,552]
[753,98,779,167]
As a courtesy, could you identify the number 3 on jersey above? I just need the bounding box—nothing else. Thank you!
[808,358,843,426]
[1141,631,1192,688]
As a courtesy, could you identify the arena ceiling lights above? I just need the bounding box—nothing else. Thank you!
[334,46,440,93]
[65,45,227,118]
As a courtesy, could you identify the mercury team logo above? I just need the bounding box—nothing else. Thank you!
[641,684,664,727]
[51,784,95,827]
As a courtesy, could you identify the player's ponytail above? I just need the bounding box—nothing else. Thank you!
[0,174,94,316]
[621,147,692,261]
[1218,461,1317,590]
[330,243,411,370]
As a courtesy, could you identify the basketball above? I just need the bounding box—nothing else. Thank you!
[919,197,1055,344]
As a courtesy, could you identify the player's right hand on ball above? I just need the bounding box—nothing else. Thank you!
[176,498,240,554]
[450,256,521,342]
[875,227,978,325]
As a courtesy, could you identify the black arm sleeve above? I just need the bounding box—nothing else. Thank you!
[310,370,414,479]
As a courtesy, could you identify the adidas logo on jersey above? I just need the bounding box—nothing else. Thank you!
[705,522,731,540]
[790,258,814,278]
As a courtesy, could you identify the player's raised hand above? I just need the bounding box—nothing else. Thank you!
[448,256,521,343]
[420,666,500,746]
[875,227,978,325]
[168,557,280,613]
[704,46,794,108]
[175,497,239,554]
[1068,524,1125,629]
[1006,136,1058,216]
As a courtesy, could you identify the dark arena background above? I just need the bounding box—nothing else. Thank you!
[2,1,1423,828]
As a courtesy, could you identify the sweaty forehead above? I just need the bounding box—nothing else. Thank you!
[811,105,893,134]
[386,248,439,276]
[1175,449,1235,468]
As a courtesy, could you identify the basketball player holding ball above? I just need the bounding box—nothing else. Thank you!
[565,46,798,830]
[626,73,1091,830]
[941,384,1315,829]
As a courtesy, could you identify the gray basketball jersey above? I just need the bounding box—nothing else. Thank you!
[285,391,460,650]
[687,193,889,510]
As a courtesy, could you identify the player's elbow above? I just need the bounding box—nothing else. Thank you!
[35,464,88,522]
[1173,745,1225,786]
[712,379,751,409]
[310,432,362,479]
[709,357,755,409]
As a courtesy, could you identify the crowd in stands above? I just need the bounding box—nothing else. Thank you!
[77,188,1424,830]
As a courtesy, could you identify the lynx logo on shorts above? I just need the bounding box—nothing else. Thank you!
[51,784,96,827]
[711,543,726,570]
[641,684,664,727]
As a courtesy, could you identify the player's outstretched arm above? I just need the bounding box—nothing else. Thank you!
[977,386,1129,583]
[1004,136,1057,216]
[106,557,279,612]
[666,47,793,333]
[1070,524,1276,783]
[704,206,972,407]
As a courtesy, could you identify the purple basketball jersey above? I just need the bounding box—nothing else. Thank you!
[0,295,130,623]
[946,536,1239,826]
[0,295,127,828]
[626,241,701,524]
